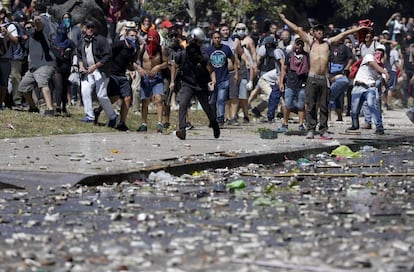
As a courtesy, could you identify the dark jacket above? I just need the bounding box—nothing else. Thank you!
[77,34,111,76]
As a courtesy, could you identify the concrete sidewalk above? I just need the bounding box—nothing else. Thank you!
[1,108,413,190]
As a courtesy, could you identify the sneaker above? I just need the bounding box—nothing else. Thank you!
[108,116,117,128]
[374,128,385,135]
[185,122,194,130]
[28,107,40,113]
[116,123,129,131]
[251,107,262,118]
[137,124,147,132]
[44,109,55,116]
[81,116,94,123]
[298,124,306,131]
[406,111,414,124]
[346,126,359,133]
[320,132,333,140]
[218,122,224,129]
[212,121,220,138]
[175,130,186,140]
[361,123,372,129]
[163,122,171,129]
[275,124,288,133]
[228,118,240,126]
[62,108,70,117]
[276,112,284,119]
[93,108,101,125]
[243,116,250,123]
[156,123,164,133]
[306,131,314,139]
[55,107,62,116]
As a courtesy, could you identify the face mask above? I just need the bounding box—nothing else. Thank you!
[63,18,71,28]
[237,30,246,37]
[126,36,138,50]
[26,28,34,35]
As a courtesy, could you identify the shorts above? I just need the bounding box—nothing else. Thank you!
[284,87,305,110]
[140,73,164,100]
[238,79,248,99]
[19,65,55,93]
[108,75,131,98]
[228,71,239,99]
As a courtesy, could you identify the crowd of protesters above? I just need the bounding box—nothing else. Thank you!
[1,0,414,139]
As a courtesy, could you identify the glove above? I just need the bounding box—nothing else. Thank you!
[246,81,253,91]
[70,65,79,73]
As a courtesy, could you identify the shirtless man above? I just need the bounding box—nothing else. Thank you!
[136,29,169,132]
[279,14,370,139]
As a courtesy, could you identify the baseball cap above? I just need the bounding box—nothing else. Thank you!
[313,24,325,31]
[161,20,173,29]
[375,44,386,52]
[382,30,390,35]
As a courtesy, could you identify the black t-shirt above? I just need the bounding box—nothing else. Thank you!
[110,40,136,75]
[175,49,211,87]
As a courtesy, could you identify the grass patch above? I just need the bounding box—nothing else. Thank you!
[0,103,210,139]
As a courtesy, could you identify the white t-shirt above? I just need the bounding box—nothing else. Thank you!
[354,54,380,86]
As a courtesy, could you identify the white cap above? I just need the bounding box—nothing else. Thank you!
[375,44,386,52]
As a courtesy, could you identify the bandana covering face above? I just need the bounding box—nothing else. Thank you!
[373,51,384,66]
[146,29,160,59]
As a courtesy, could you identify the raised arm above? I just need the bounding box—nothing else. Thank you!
[279,14,311,44]
[328,26,370,45]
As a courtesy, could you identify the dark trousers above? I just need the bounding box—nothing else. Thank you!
[267,83,283,120]
[305,75,329,133]
[178,83,217,131]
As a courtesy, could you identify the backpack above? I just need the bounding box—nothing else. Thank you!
[349,58,363,79]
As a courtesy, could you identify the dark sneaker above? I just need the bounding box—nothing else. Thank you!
[275,124,288,133]
[44,109,55,116]
[228,118,240,126]
[346,126,359,132]
[93,108,101,125]
[298,124,306,131]
[243,117,250,123]
[137,124,147,132]
[156,123,164,133]
[251,107,262,118]
[212,122,220,138]
[163,122,171,129]
[62,108,70,117]
[55,107,62,116]
[116,123,129,131]
[320,132,333,140]
[185,122,194,130]
[406,111,414,124]
[374,128,385,135]
[175,130,186,140]
[108,116,117,128]
[361,123,372,129]
[28,107,40,113]
[306,131,314,139]
[276,112,284,119]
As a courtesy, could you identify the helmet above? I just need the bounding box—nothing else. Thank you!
[375,44,386,52]
[14,11,27,22]
[189,27,206,43]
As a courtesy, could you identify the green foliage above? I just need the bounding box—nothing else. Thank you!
[335,0,394,18]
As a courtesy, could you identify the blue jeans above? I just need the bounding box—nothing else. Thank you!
[329,76,349,110]
[267,84,282,120]
[209,80,229,123]
[363,81,381,125]
[351,86,383,130]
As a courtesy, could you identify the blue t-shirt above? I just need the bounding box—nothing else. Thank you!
[204,44,233,83]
